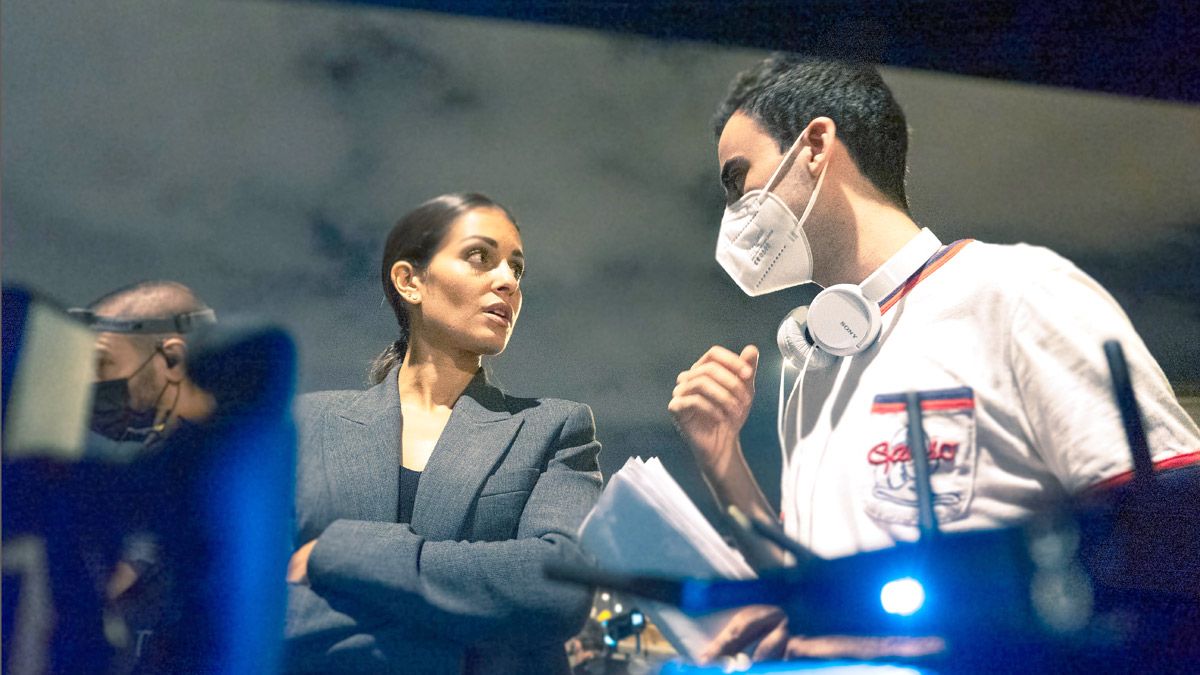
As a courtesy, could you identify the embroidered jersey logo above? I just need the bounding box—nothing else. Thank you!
[867,430,964,508]
[868,437,960,491]
[864,387,977,526]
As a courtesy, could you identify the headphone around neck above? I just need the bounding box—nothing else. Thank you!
[777,228,942,369]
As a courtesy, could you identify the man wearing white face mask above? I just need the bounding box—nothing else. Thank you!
[668,55,1200,664]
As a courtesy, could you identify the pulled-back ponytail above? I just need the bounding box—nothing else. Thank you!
[367,339,407,386]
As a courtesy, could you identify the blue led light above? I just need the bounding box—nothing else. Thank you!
[631,612,644,627]
[881,577,926,616]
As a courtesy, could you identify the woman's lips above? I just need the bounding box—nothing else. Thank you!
[483,302,512,326]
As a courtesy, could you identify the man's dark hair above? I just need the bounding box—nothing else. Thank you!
[713,55,910,211]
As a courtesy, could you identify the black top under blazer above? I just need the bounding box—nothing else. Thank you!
[283,367,603,674]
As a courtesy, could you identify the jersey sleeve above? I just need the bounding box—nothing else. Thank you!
[1007,253,1200,494]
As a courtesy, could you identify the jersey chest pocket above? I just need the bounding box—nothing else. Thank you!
[862,387,977,527]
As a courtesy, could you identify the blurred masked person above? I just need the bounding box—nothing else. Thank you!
[72,280,217,671]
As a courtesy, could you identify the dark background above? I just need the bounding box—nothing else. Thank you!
[4,0,1198,518]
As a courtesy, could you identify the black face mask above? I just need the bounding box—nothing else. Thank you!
[89,349,162,442]
[90,378,159,442]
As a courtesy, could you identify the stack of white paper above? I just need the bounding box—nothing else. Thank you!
[578,456,756,661]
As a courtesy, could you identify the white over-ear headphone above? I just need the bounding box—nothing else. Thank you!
[778,228,942,369]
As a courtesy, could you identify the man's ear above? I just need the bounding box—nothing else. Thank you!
[801,116,837,175]
[391,260,423,305]
[160,338,188,380]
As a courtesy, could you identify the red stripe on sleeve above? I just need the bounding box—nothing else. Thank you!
[1084,449,1200,494]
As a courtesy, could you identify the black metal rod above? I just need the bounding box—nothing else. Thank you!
[1103,340,1154,489]
[906,391,939,540]
[724,505,789,571]
[740,506,815,567]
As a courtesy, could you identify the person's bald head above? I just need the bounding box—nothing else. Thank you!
[88,280,209,322]
[86,281,214,423]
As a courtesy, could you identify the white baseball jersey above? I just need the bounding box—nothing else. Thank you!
[779,237,1200,560]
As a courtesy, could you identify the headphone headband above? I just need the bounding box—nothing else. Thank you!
[779,228,945,369]
[68,308,217,335]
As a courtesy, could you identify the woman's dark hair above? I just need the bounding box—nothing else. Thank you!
[368,192,517,385]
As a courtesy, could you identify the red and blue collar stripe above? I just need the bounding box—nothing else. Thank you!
[878,239,974,315]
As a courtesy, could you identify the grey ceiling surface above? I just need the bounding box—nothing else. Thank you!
[4,0,1197,512]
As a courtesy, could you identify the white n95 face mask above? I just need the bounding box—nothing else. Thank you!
[715,134,828,297]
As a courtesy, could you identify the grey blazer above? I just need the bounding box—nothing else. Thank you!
[283,367,602,674]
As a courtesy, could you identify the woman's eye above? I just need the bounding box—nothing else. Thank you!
[466,249,487,264]
[512,263,525,281]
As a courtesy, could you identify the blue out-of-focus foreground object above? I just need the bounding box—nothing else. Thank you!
[2,284,297,674]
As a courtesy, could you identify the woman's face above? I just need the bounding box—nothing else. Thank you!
[410,207,524,356]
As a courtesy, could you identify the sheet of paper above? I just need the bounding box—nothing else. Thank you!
[578,457,756,661]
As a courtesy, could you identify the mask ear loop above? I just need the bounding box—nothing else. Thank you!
[121,344,162,382]
[754,133,808,206]
[754,132,830,241]
[791,152,828,228]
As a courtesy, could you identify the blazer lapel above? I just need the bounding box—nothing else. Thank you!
[412,370,523,540]
[323,368,402,522]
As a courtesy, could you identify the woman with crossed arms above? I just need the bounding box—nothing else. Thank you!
[283,193,602,674]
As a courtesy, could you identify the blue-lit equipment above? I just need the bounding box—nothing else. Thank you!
[880,577,925,616]
[602,608,647,651]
